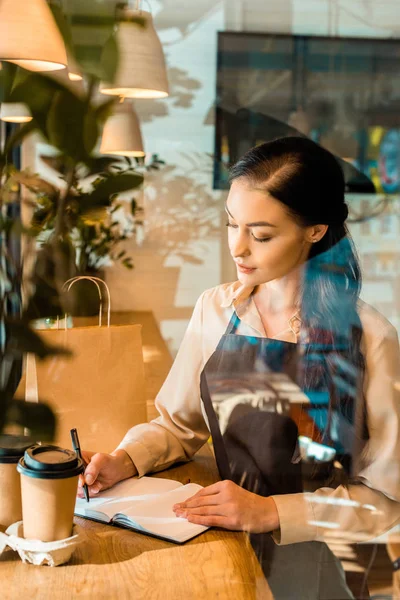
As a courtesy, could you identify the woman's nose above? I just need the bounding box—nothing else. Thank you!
[230,232,251,258]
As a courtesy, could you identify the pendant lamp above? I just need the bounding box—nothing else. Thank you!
[100,8,169,99]
[68,71,83,82]
[0,103,33,123]
[0,0,67,72]
[67,52,83,82]
[100,101,145,157]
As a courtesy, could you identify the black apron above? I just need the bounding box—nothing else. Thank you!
[200,311,355,600]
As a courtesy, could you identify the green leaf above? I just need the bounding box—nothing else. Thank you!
[80,207,108,223]
[24,241,77,320]
[11,70,62,113]
[73,19,119,81]
[80,172,143,212]
[4,121,37,156]
[122,258,134,270]
[5,319,71,359]
[100,33,120,83]
[7,400,56,442]
[0,62,18,103]
[49,3,74,51]
[82,156,118,176]
[12,171,58,198]
[10,71,79,139]
[95,98,117,123]
[46,91,88,160]
[83,109,99,155]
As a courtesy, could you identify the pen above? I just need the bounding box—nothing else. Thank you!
[70,428,90,503]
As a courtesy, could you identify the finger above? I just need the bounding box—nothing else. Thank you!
[192,481,226,497]
[173,481,229,510]
[186,514,230,528]
[174,493,221,511]
[88,481,103,496]
[81,450,95,466]
[176,505,227,518]
[78,478,100,497]
[84,453,108,485]
[84,471,96,486]
[174,481,226,508]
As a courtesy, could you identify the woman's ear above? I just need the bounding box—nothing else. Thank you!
[306,224,328,244]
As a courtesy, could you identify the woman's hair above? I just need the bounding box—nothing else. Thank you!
[229,136,367,465]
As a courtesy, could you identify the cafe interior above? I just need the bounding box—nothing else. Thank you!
[1,0,400,598]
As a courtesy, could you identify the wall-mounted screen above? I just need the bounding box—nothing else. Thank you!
[214,32,400,195]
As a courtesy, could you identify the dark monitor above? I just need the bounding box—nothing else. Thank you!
[214,32,400,194]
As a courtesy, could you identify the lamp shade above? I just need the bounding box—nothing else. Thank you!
[68,71,83,82]
[100,101,145,157]
[100,9,169,99]
[0,0,67,72]
[0,103,32,123]
[67,52,83,82]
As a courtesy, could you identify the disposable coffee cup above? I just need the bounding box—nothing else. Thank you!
[17,445,84,542]
[0,435,36,532]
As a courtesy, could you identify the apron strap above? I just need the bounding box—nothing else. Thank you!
[200,370,232,480]
[225,310,240,335]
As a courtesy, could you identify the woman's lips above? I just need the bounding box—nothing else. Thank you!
[236,263,256,274]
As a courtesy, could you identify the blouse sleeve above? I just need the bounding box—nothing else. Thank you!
[271,321,400,545]
[116,292,210,477]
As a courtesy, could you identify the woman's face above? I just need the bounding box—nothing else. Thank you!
[227,179,315,286]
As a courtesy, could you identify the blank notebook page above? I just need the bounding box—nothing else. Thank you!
[113,483,208,542]
[76,478,209,542]
[76,476,180,514]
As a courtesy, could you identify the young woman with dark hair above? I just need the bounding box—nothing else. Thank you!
[81,137,400,598]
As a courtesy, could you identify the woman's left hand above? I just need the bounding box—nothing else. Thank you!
[173,480,280,534]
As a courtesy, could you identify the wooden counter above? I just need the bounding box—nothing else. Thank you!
[1,445,272,600]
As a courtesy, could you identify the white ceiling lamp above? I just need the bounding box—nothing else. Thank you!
[67,52,83,82]
[0,103,33,123]
[100,4,169,99]
[68,71,83,82]
[0,0,67,72]
[100,100,145,157]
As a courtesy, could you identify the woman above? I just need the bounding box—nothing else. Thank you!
[81,137,400,598]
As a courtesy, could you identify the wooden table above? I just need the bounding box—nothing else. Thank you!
[1,446,272,600]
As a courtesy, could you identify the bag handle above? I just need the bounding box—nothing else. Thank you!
[25,277,111,430]
[61,276,111,328]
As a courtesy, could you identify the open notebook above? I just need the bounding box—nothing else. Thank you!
[75,476,210,544]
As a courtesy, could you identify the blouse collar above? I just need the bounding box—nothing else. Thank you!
[220,281,301,338]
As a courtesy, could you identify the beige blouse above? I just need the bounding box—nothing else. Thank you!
[117,281,400,545]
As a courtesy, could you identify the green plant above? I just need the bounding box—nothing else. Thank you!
[0,4,146,437]
[28,160,142,273]
[29,155,164,275]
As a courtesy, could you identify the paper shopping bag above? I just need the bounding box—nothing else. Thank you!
[18,277,148,453]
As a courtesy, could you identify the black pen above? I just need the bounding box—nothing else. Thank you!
[70,428,90,503]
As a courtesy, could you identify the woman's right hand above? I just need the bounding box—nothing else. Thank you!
[77,449,137,497]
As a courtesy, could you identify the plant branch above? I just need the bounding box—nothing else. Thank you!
[54,163,76,238]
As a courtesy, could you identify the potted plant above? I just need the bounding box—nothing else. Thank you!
[0,6,146,436]
[20,158,142,316]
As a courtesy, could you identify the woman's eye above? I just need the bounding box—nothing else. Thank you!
[252,235,271,243]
